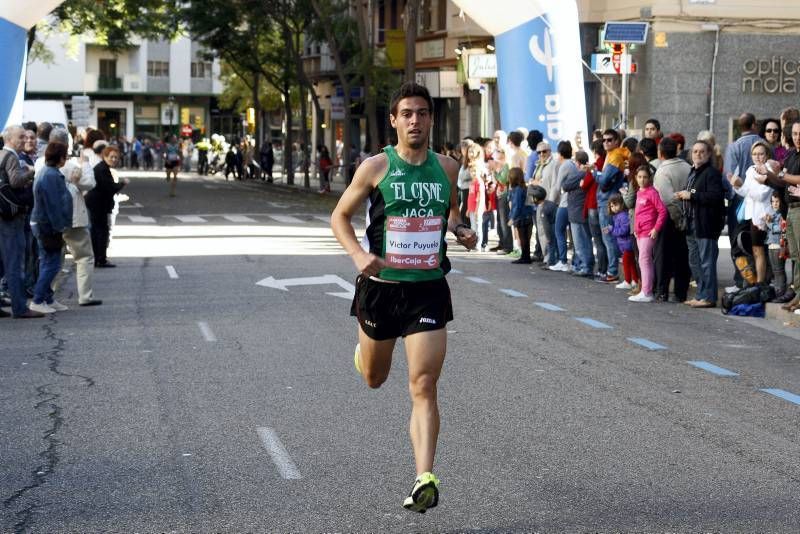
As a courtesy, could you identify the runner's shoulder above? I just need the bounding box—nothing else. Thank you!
[357,152,390,187]
[434,152,459,177]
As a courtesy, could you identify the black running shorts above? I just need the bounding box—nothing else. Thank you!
[350,275,454,341]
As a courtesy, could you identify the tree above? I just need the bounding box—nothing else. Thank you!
[403,0,419,82]
[182,0,299,182]
[33,0,182,55]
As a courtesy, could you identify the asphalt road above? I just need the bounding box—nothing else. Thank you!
[2,171,799,533]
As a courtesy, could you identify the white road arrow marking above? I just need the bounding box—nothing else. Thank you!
[256,274,355,300]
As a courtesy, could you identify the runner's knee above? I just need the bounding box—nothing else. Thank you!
[408,372,437,399]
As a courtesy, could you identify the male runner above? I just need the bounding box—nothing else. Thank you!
[331,82,477,513]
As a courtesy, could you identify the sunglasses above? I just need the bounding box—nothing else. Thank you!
[765,128,780,133]
[537,150,550,155]
[602,138,615,142]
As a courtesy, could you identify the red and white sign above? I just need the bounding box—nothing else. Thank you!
[181,124,193,137]
[385,216,443,270]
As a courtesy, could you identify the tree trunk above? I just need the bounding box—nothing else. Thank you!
[404,0,419,82]
[282,81,293,185]
[356,0,379,154]
[310,0,351,186]
[252,72,261,154]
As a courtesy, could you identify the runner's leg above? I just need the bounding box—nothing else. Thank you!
[404,328,446,475]
[357,326,395,388]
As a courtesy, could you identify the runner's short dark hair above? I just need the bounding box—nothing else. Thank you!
[390,82,434,117]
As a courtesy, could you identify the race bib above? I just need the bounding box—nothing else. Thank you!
[385,216,443,270]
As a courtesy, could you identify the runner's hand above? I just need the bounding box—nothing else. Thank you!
[456,227,478,250]
[353,250,386,277]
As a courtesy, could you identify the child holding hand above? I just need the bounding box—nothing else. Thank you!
[606,194,638,291]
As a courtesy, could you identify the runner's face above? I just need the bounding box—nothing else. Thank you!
[391,97,431,150]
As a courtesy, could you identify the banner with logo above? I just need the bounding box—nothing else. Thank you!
[1,1,64,129]
[451,0,589,152]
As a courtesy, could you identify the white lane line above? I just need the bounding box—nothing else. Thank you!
[120,203,144,209]
[256,427,302,479]
[128,215,156,223]
[174,215,207,223]
[312,215,331,224]
[450,269,463,274]
[165,265,179,279]
[268,214,304,224]
[466,276,491,284]
[197,321,217,342]
[223,214,257,223]
[499,288,527,298]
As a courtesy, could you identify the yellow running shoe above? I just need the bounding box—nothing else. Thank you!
[402,472,439,513]
[354,343,362,375]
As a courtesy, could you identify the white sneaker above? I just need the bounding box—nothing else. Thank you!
[724,285,739,294]
[628,293,654,303]
[29,301,56,314]
[615,281,634,290]
[49,300,69,312]
[549,261,567,272]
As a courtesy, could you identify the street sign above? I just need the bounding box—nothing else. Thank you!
[180,124,193,137]
[603,21,649,44]
[590,53,635,74]
[256,274,355,300]
[330,96,344,120]
[71,95,91,128]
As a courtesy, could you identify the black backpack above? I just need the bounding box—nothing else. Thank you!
[721,285,776,314]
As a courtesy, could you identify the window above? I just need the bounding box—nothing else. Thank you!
[99,59,117,78]
[191,62,212,79]
[147,60,169,77]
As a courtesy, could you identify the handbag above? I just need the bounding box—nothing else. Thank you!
[40,232,65,253]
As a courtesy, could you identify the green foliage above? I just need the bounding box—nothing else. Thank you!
[50,0,182,52]
[217,62,283,112]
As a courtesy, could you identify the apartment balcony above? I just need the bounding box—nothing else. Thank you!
[98,76,123,91]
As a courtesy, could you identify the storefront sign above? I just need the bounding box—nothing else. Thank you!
[439,70,462,98]
[415,71,440,97]
[330,96,344,120]
[742,57,800,94]
[421,39,445,59]
[468,54,497,79]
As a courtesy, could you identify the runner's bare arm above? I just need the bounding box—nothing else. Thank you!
[438,154,477,250]
[331,154,389,276]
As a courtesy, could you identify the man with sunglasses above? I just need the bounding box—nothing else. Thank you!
[592,129,630,283]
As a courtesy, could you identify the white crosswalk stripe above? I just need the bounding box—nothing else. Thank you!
[174,215,208,223]
[268,214,304,224]
[127,215,157,223]
[119,213,360,226]
[223,215,257,223]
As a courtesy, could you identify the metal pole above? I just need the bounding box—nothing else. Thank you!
[620,46,628,128]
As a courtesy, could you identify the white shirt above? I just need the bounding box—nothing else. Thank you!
[34,151,96,228]
[735,165,773,230]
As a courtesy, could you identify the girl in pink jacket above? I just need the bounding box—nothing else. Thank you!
[630,166,667,302]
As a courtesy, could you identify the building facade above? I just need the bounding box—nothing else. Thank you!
[25,31,223,141]
[578,0,800,146]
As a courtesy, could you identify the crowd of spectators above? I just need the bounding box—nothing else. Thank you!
[447,110,800,313]
[1,122,129,318]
